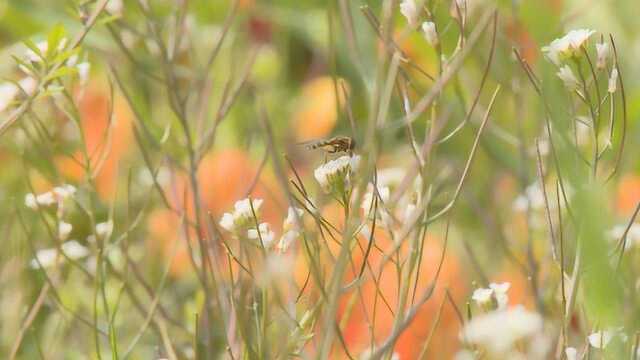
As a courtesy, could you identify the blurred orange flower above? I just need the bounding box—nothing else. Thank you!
[292,76,349,142]
[616,174,640,215]
[56,80,133,200]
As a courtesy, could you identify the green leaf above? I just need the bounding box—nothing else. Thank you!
[52,48,80,66]
[47,23,67,58]
[44,66,77,82]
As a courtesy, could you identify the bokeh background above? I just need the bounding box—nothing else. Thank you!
[1,0,640,358]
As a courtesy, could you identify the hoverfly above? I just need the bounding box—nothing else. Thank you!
[301,136,356,154]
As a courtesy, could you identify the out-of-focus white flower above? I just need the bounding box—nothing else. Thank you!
[608,68,618,93]
[472,288,494,306]
[25,184,76,210]
[30,240,89,268]
[490,282,510,309]
[25,41,49,62]
[0,82,18,112]
[58,221,73,240]
[235,198,263,219]
[248,222,276,248]
[77,62,91,84]
[53,184,76,199]
[513,183,546,212]
[0,77,37,112]
[377,167,405,188]
[314,155,360,194]
[462,306,543,354]
[96,220,114,238]
[587,330,614,349]
[608,224,640,250]
[219,213,235,232]
[219,198,264,233]
[278,230,300,252]
[283,206,304,232]
[542,29,595,65]
[400,0,419,26]
[106,0,124,15]
[422,21,438,47]
[361,185,390,212]
[565,347,578,360]
[557,65,579,90]
[24,194,38,209]
[25,39,68,63]
[402,203,416,224]
[18,77,37,96]
[596,42,609,69]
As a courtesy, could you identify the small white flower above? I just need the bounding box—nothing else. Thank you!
[25,39,67,63]
[595,42,609,69]
[565,347,577,360]
[248,223,276,248]
[557,65,579,90]
[462,306,543,353]
[377,168,405,187]
[25,41,49,62]
[0,77,37,112]
[277,230,300,252]
[234,198,263,219]
[314,155,360,193]
[513,183,547,212]
[608,224,640,250]
[219,212,235,232]
[96,220,114,238]
[283,206,304,232]
[542,29,595,65]
[35,192,57,206]
[25,193,38,209]
[400,0,419,26]
[52,184,76,199]
[58,221,73,240]
[30,240,89,269]
[0,82,18,112]
[490,282,510,309]
[219,198,265,234]
[472,288,494,305]
[361,185,390,212]
[77,62,91,84]
[106,0,124,15]
[402,203,417,224]
[608,68,618,93]
[422,21,438,47]
[587,330,614,349]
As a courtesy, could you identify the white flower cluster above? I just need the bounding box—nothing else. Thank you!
[96,220,114,239]
[399,0,419,26]
[542,29,595,65]
[248,222,276,249]
[314,155,360,194]
[219,198,264,233]
[30,240,89,269]
[25,184,76,210]
[278,206,304,252]
[0,77,37,113]
[219,198,305,252]
[471,282,510,309]
[399,0,440,48]
[462,305,543,354]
